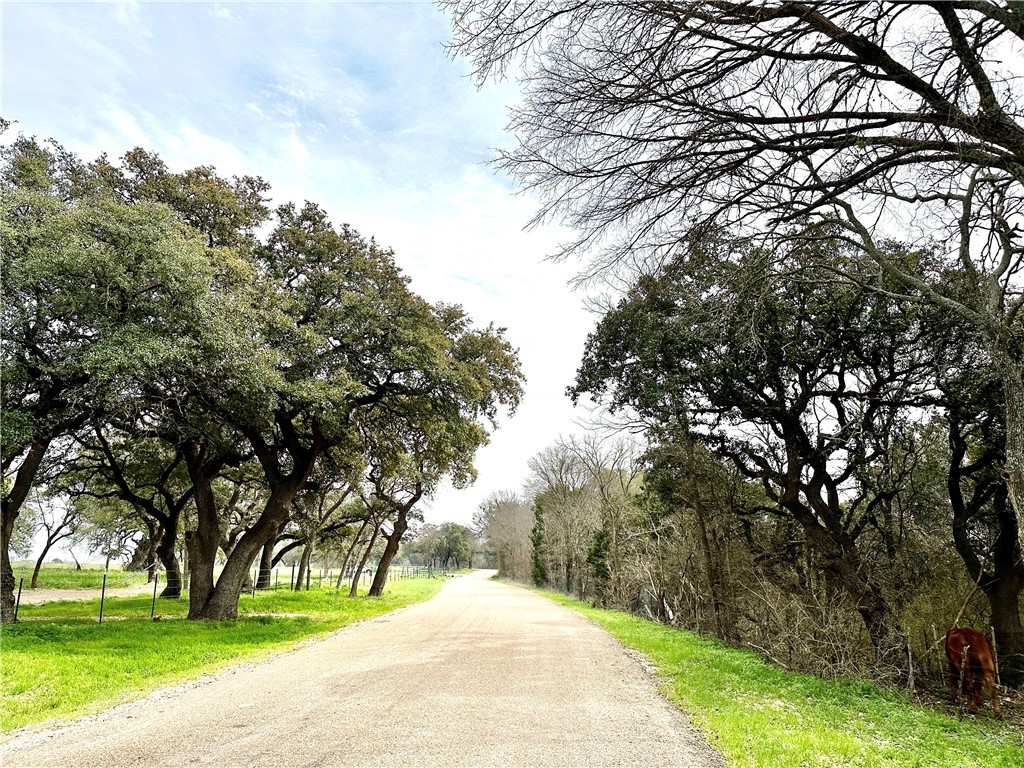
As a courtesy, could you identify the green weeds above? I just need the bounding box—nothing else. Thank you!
[544,592,1024,768]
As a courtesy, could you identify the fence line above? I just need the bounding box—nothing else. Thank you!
[20,565,454,624]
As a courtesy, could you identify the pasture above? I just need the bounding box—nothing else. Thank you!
[10,563,149,591]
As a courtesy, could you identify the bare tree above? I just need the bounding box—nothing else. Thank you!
[444,1,1024,544]
[475,491,535,580]
[27,493,80,589]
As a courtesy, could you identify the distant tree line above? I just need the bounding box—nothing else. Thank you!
[1,123,523,622]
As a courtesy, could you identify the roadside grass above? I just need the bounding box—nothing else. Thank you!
[543,592,1024,768]
[11,564,148,590]
[1,578,442,732]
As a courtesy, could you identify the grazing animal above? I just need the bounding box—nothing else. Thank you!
[945,627,1001,717]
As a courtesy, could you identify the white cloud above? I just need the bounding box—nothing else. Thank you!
[113,0,152,38]
[4,0,597,532]
[208,3,236,22]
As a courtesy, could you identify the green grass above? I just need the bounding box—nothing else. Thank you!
[542,591,1024,768]
[11,565,149,590]
[0,578,442,732]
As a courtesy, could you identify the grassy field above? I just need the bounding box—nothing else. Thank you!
[544,592,1024,768]
[10,563,150,590]
[1,578,443,732]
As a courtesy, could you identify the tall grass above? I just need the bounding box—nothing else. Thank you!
[1,578,442,731]
[544,592,1024,768]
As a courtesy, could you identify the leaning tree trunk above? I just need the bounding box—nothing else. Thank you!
[369,513,409,597]
[189,485,301,620]
[255,523,284,590]
[349,523,380,598]
[294,544,313,592]
[1,440,50,623]
[30,542,54,589]
[797,506,909,678]
[337,519,368,588]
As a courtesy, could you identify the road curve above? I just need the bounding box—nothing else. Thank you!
[3,570,722,767]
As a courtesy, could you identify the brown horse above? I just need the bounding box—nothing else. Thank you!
[945,627,1001,716]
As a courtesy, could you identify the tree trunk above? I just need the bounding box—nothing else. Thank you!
[156,516,184,599]
[369,513,408,597]
[189,483,301,620]
[985,573,1024,689]
[349,523,380,598]
[30,542,53,589]
[690,500,729,640]
[337,520,369,588]
[984,489,1024,689]
[991,349,1024,555]
[184,451,222,618]
[294,544,312,592]
[255,524,282,590]
[797,507,909,678]
[1,440,50,623]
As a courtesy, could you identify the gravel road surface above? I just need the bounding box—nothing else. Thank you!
[3,570,722,767]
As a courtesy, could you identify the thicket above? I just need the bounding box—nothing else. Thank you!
[451,0,1024,700]
[478,239,1023,690]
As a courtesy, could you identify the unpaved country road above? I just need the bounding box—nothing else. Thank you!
[2,570,722,767]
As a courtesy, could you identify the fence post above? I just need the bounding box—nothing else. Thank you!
[275,568,279,590]
[990,625,1001,688]
[291,563,295,590]
[151,572,159,619]
[14,577,23,622]
[99,572,108,624]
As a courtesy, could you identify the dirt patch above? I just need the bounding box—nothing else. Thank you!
[17,582,154,606]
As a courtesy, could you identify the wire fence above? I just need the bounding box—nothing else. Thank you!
[13,564,451,624]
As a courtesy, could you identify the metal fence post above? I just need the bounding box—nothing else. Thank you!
[99,572,108,624]
[151,572,159,619]
[13,578,23,622]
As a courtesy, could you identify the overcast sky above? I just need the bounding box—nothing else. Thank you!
[2,1,597,535]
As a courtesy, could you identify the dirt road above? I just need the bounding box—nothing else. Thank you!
[2,570,721,767]
[18,582,154,605]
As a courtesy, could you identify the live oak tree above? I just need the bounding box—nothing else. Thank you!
[0,136,239,623]
[572,240,934,675]
[362,304,522,595]
[2,126,525,621]
[444,0,1024,549]
[181,203,523,619]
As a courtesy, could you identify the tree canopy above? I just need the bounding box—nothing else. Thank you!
[1,130,524,622]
